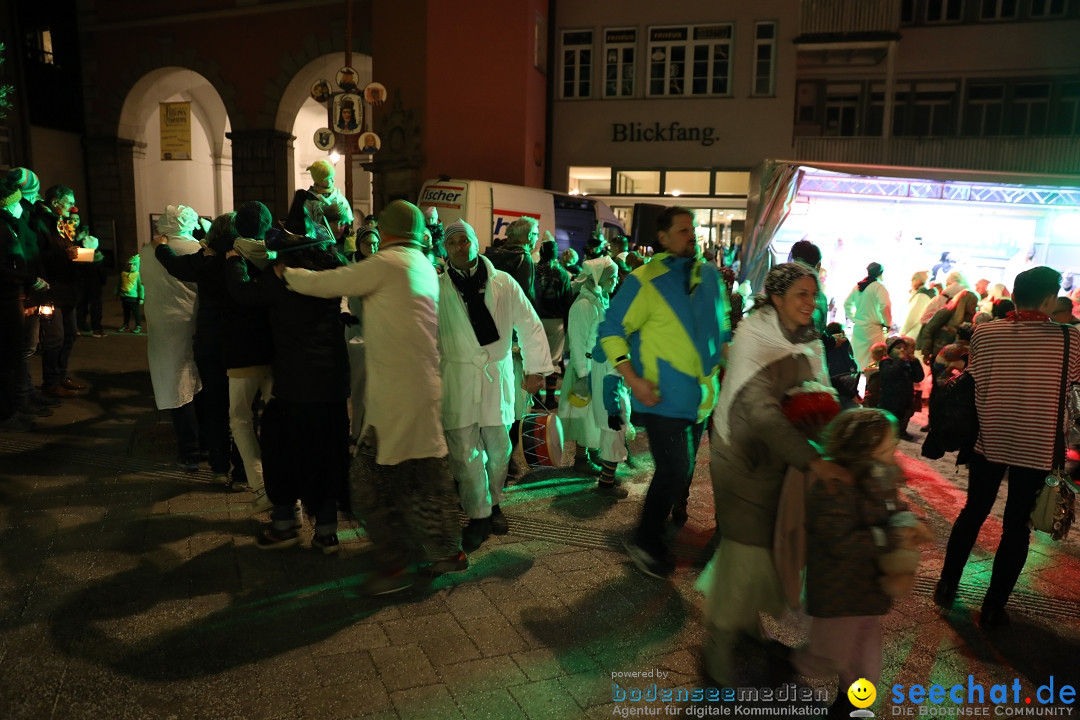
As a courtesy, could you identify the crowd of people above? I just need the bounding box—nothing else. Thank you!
[4,162,1077,714]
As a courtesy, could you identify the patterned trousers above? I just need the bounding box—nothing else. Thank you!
[350,430,462,570]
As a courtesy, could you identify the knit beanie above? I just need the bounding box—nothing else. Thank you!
[0,178,21,209]
[444,219,477,246]
[308,160,335,188]
[236,201,272,240]
[6,168,39,201]
[377,200,426,244]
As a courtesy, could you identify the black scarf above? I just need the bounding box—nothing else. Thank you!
[449,260,500,346]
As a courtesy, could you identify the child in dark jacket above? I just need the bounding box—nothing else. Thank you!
[878,335,925,440]
[793,409,932,715]
[824,322,859,409]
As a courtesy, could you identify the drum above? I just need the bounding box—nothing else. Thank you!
[520,409,565,468]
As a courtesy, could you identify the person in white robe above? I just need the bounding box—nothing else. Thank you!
[843,262,892,370]
[438,220,553,552]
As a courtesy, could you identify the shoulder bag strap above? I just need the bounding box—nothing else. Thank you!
[1056,324,1070,470]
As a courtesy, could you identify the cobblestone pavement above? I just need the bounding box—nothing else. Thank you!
[1,304,1078,719]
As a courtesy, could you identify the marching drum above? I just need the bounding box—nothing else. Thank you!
[520,407,565,469]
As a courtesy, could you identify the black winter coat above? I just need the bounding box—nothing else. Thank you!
[226,257,348,404]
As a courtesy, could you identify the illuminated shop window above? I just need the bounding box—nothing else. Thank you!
[604,28,636,98]
[647,24,733,98]
[714,171,751,196]
[615,170,661,194]
[561,30,593,99]
[665,171,710,197]
[752,22,777,97]
[568,166,612,195]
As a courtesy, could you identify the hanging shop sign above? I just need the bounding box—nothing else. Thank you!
[159,102,192,160]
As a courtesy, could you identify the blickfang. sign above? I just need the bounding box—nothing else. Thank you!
[611,121,718,147]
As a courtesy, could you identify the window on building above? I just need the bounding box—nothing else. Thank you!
[824,85,861,136]
[561,30,593,99]
[615,170,661,194]
[713,171,751,195]
[752,22,777,97]
[604,28,636,98]
[980,0,1019,19]
[664,171,711,196]
[648,24,733,98]
[1029,0,1067,17]
[867,84,910,137]
[900,0,916,23]
[912,84,957,136]
[962,84,1005,136]
[926,0,964,22]
[795,82,819,124]
[568,166,613,195]
[26,28,55,65]
[1010,83,1050,136]
[1054,81,1080,135]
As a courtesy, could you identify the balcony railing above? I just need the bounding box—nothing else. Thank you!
[794,136,1080,177]
[799,0,901,36]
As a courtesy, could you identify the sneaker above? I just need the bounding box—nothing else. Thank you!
[362,569,415,596]
[133,326,142,334]
[175,458,200,472]
[211,472,230,485]
[932,580,957,608]
[256,527,300,550]
[19,403,53,418]
[226,479,252,493]
[428,550,469,575]
[489,505,509,535]
[597,481,629,499]
[248,490,273,514]
[311,533,340,555]
[30,390,63,408]
[462,518,490,552]
[117,326,129,333]
[0,413,36,433]
[92,332,107,338]
[624,541,674,579]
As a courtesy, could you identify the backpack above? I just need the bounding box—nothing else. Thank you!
[921,370,978,461]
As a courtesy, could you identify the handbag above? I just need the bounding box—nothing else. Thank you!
[1030,326,1079,540]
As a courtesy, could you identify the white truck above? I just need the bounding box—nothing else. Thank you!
[418,177,624,254]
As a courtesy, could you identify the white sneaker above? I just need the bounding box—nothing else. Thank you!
[248,490,273,514]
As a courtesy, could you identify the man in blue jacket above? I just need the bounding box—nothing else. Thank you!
[599,206,730,578]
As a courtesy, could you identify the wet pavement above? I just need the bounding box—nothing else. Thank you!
[1,301,1078,719]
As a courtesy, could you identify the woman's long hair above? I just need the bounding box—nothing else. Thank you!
[947,290,979,327]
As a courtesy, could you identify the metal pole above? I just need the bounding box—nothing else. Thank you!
[344,0,354,212]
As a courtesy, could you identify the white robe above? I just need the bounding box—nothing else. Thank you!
[900,291,933,340]
[438,256,553,431]
[844,281,892,370]
[284,245,446,466]
[140,238,201,410]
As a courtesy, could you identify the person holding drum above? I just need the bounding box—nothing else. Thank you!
[598,206,731,580]
[439,219,554,552]
[558,256,632,497]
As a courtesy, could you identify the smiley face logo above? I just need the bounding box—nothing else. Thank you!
[847,678,877,709]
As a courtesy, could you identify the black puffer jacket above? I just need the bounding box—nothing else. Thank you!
[30,205,79,307]
[156,246,272,368]
[226,257,348,403]
[486,244,536,307]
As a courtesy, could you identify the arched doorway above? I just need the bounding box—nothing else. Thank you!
[118,67,233,248]
[276,54,374,221]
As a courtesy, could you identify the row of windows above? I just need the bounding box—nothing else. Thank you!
[900,0,1071,24]
[561,22,777,100]
[796,78,1080,138]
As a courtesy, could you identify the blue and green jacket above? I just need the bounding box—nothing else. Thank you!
[598,252,730,422]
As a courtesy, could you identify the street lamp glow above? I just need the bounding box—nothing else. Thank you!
[329,151,341,164]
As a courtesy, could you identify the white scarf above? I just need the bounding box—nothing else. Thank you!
[712,306,828,445]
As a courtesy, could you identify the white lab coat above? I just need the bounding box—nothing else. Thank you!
[844,280,892,370]
[438,256,553,431]
[284,245,446,466]
[140,237,201,410]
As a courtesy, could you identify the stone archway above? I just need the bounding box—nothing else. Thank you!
[276,54,374,220]
[118,67,233,249]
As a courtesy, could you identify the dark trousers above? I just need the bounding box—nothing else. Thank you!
[18,311,39,407]
[77,286,103,333]
[170,401,201,462]
[939,452,1046,611]
[40,304,77,388]
[0,295,24,421]
[121,298,142,328]
[194,354,234,474]
[634,413,705,557]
